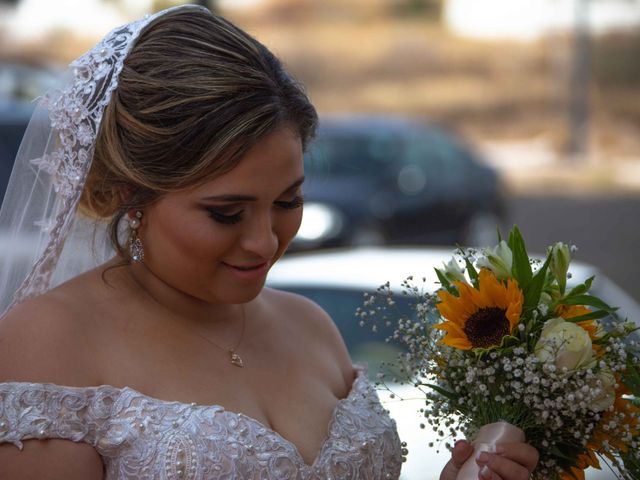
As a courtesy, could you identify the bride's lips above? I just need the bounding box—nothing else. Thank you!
[222,261,270,281]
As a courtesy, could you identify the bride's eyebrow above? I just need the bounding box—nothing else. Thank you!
[281,176,305,194]
[201,176,305,202]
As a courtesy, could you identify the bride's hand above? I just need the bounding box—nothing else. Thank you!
[439,440,474,480]
[439,440,539,480]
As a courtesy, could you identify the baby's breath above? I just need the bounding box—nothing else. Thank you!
[359,231,640,480]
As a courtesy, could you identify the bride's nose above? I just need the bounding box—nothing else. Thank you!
[240,212,278,260]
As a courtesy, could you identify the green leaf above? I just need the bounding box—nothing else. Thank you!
[560,294,618,313]
[567,276,595,297]
[423,383,457,401]
[548,445,582,462]
[621,450,640,480]
[621,355,640,397]
[563,310,610,322]
[472,335,521,357]
[463,256,479,287]
[524,254,550,310]
[434,267,451,288]
[434,268,457,295]
[508,226,532,287]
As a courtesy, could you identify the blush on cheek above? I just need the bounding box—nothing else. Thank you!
[147,211,231,278]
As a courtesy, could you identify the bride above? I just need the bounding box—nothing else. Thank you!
[0,5,537,479]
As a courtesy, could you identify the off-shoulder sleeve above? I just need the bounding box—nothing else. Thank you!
[0,382,120,450]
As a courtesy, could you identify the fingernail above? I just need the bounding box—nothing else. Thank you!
[480,465,492,479]
[476,452,489,463]
[454,439,467,449]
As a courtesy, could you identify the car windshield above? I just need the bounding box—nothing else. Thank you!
[304,130,403,177]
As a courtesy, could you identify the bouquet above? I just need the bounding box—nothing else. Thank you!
[359,226,640,479]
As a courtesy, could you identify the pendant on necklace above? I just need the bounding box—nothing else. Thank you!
[229,349,244,368]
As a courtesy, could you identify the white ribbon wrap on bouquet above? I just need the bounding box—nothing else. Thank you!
[456,421,525,480]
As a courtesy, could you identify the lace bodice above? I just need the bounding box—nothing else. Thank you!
[0,368,402,479]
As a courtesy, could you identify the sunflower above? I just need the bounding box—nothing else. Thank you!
[561,448,600,480]
[556,304,591,320]
[434,269,523,350]
[590,384,640,455]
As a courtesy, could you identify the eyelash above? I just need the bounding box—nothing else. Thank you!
[208,210,243,225]
[274,195,305,210]
[207,196,304,225]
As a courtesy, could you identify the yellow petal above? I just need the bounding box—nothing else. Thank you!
[477,269,505,308]
[437,289,476,327]
[433,322,472,350]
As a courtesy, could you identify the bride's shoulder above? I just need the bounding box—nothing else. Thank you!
[259,287,354,380]
[260,287,336,336]
[0,284,103,386]
[261,286,323,315]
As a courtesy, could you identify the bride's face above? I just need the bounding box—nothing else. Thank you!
[139,126,305,304]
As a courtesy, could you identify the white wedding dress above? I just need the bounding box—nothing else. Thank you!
[0,367,402,479]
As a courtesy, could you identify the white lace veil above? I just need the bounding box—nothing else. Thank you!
[0,4,212,316]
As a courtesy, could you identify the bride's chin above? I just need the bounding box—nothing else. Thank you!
[209,283,266,305]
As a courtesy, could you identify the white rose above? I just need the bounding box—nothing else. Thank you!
[441,258,467,283]
[589,370,617,412]
[476,241,512,279]
[534,317,595,371]
[549,242,571,292]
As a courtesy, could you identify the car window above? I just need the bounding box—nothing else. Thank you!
[405,130,473,185]
[0,65,59,101]
[304,131,402,177]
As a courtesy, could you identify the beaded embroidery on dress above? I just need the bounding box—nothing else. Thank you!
[0,368,402,479]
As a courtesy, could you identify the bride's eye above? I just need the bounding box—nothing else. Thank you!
[207,208,244,225]
[274,195,304,210]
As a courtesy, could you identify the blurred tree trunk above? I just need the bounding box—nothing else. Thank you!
[567,0,591,158]
[152,0,217,13]
[192,0,212,7]
[391,0,444,21]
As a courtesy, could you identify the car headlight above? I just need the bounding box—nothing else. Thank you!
[295,202,344,243]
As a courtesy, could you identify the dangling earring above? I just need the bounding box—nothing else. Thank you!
[128,210,144,263]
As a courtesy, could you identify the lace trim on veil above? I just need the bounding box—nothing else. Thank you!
[0,5,209,315]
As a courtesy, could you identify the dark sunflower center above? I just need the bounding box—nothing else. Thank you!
[463,307,510,349]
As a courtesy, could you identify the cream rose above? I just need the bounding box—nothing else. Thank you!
[534,317,595,371]
[589,370,617,412]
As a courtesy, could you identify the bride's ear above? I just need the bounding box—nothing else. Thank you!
[116,186,136,209]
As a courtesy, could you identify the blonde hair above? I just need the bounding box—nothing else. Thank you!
[80,9,317,258]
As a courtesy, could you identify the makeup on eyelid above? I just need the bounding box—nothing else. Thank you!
[205,195,304,225]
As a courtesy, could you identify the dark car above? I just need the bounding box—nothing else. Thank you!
[292,116,507,250]
[0,62,61,202]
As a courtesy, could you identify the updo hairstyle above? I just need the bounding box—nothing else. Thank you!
[79,8,318,259]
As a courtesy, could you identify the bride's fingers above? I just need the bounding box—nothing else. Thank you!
[477,451,530,480]
[495,442,539,472]
[451,440,474,466]
[439,440,474,480]
[478,465,504,480]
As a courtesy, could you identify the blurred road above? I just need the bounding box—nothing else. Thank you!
[509,193,640,303]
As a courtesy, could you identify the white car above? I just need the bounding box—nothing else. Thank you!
[268,247,639,480]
